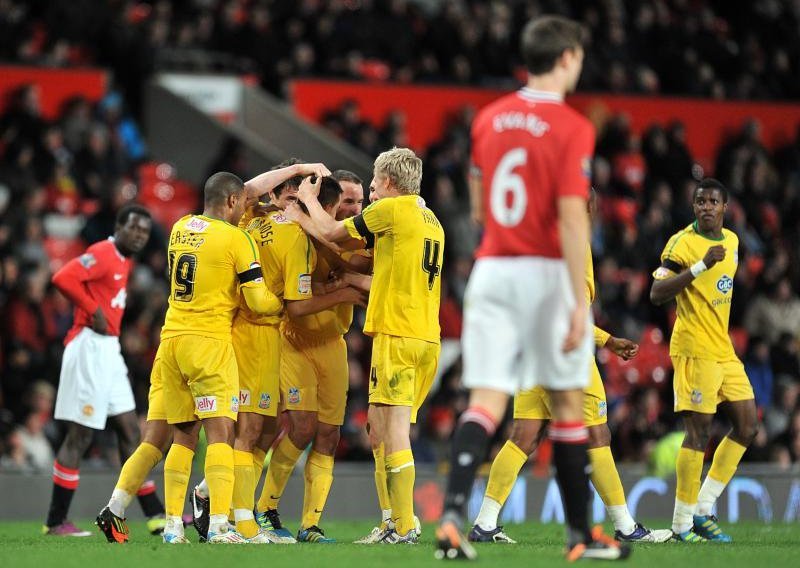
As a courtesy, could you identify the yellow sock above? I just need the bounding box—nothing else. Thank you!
[253,448,267,486]
[257,438,304,512]
[675,447,704,505]
[373,443,391,517]
[301,451,334,528]
[116,442,162,495]
[232,449,259,538]
[164,444,194,517]
[485,440,528,505]
[707,437,746,484]
[205,443,235,518]
[385,449,415,536]
[588,446,626,507]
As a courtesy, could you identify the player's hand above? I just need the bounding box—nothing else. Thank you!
[605,336,639,361]
[702,245,726,268]
[283,201,304,222]
[562,305,587,353]
[296,162,331,179]
[92,308,108,335]
[338,285,368,308]
[297,175,322,203]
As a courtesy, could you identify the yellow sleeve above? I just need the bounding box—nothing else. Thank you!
[238,206,254,229]
[232,229,263,289]
[345,199,395,241]
[594,326,610,347]
[653,231,689,280]
[283,231,314,301]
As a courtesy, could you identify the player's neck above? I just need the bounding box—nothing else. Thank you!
[693,220,724,240]
[526,74,566,99]
[201,207,227,223]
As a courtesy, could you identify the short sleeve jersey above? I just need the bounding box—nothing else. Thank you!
[239,211,315,326]
[653,222,739,360]
[161,215,264,340]
[470,87,595,259]
[345,194,444,343]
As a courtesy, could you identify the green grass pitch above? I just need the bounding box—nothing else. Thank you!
[1,520,797,568]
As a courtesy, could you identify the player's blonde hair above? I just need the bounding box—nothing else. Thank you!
[373,147,422,195]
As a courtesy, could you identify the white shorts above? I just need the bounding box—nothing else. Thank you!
[461,257,592,394]
[54,327,135,429]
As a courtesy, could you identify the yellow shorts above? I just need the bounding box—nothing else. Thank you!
[672,355,754,414]
[232,317,280,417]
[513,360,608,426]
[146,346,166,421]
[369,333,439,423]
[159,335,240,424]
[280,330,348,426]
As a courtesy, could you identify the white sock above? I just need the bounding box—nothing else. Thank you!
[474,496,502,531]
[209,514,229,533]
[696,476,726,516]
[197,478,209,499]
[607,505,636,535]
[672,499,695,534]
[381,508,392,527]
[233,509,255,522]
[107,488,132,518]
[165,515,184,536]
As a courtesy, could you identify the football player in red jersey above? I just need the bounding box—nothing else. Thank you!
[436,16,629,561]
[44,204,157,537]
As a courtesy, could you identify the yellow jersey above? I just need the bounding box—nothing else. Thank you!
[345,194,444,343]
[162,214,264,341]
[585,244,610,347]
[239,211,315,326]
[654,222,739,360]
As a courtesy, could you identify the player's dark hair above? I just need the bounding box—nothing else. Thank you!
[521,16,588,75]
[116,203,151,226]
[331,169,363,185]
[271,157,304,197]
[694,177,728,203]
[204,171,245,206]
[297,176,343,214]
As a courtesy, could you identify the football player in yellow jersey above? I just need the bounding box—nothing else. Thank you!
[468,190,673,545]
[650,178,756,543]
[292,147,444,544]
[94,164,317,544]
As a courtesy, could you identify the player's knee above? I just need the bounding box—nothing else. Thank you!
[509,421,541,455]
[734,420,758,446]
[314,425,340,455]
[288,414,317,448]
[143,421,172,453]
[64,424,94,452]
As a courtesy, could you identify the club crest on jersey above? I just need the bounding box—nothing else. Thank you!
[195,396,217,413]
[239,389,251,407]
[288,387,300,405]
[691,390,703,405]
[598,400,607,418]
[79,253,96,269]
[298,274,311,294]
[185,217,210,232]
[231,395,239,412]
[716,275,733,294]
[259,393,271,409]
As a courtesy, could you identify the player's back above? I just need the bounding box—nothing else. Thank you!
[239,211,314,325]
[471,87,595,259]
[367,194,444,343]
[162,214,257,340]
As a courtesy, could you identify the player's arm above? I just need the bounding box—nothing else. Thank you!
[52,252,108,334]
[603,334,639,360]
[285,286,367,318]
[649,245,726,305]
[340,271,372,292]
[233,231,282,315]
[243,162,331,206]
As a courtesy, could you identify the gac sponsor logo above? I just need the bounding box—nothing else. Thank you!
[239,389,251,407]
[288,387,300,405]
[717,274,733,294]
[259,393,271,410]
[195,396,217,413]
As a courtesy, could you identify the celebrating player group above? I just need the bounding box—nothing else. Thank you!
[43,12,757,563]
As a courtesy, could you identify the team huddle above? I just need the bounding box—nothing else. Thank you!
[41,14,758,563]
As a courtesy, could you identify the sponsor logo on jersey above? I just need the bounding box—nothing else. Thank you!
[231,395,239,412]
[185,217,210,232]
[691,389,703,405]
[288,387,300,405]
[239,389,251,407]
[195,396,217,413]
[79,253,96,269]
[272,213,291,224]
[598,400,607,418]
[259,393,271,409]
[298,274,312,294]
[716,274,733,294]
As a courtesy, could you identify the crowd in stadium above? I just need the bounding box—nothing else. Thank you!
[2,0,800,475]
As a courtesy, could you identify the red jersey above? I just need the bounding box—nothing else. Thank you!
[471,87,595,259]
[52,238,132,345]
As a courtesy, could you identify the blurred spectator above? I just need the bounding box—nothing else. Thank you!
[743,337,774,412]
[744,278,800,343]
